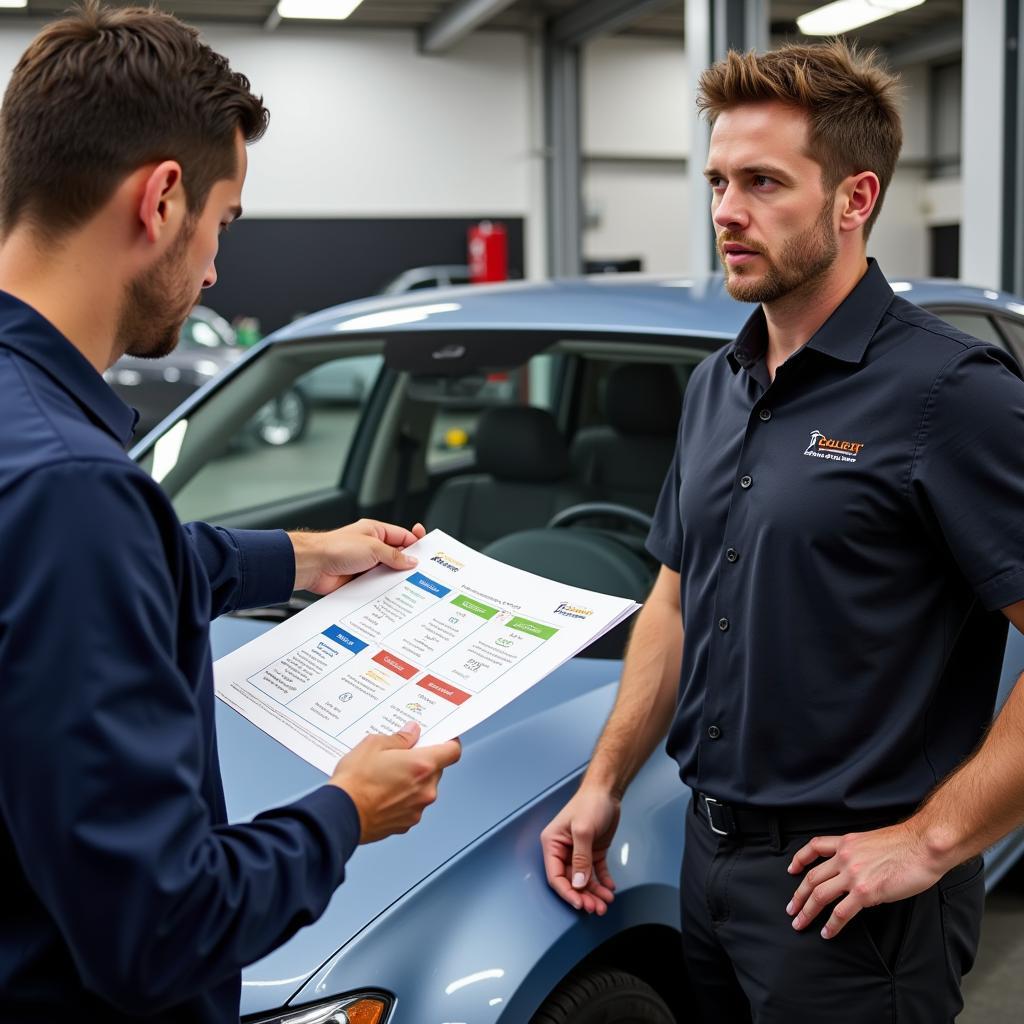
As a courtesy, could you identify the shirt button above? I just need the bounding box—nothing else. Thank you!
[740,475,753,489]
[718,617,730,632]
[759,408,772,422]
[726,548,739,563]
[707,725,722,740]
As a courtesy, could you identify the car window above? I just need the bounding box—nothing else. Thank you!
[424,354,560,472]
[932,310,1006,347]
[170,353,384,522]
[993,316,1024,366]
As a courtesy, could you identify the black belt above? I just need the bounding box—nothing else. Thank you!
[693,792,914,840]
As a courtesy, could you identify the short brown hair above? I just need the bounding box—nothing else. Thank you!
[0,1,269,239]
[697,40,902,237]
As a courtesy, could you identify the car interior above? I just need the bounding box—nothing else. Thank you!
[135,333,705,658]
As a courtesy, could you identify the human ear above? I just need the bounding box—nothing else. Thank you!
[838,171,881,235]
[138,160,185,244]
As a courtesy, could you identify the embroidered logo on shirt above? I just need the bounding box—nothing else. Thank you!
[803,429,865,463]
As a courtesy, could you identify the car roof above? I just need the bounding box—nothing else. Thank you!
[267,272,1024,348]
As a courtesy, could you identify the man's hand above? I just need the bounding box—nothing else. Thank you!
[541,785,621,914]
[785,820,951,938]
[330,722,462,843]
[290,519,426,594]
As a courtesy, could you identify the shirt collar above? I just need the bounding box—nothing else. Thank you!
[0,289,137,445]
[727,259,895,374]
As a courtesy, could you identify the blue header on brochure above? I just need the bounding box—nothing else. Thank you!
[407,572,450,598]
[322,625,368,654]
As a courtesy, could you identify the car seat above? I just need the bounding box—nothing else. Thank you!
[425,405,594,551]
[570,363,683,514]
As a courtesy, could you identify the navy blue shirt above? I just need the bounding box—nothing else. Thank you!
[0,292,361,1022]
[647,261,1024,811]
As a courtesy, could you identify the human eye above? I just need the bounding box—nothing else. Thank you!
[707,175,726,191]
[752,174,777,189]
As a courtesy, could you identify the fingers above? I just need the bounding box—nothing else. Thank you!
[786,854,841,918]
[420,737,462,769]
[360,519,424,550]
[569,821,595,891]
[372,539,418,571]
[541,833,584,911]
[821,893,863,939]
[789,873,849,931]
[788,835,840,875]
[367,721,420,750]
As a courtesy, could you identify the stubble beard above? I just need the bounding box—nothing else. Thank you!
[117,218,200,360]
[721,195,839,307]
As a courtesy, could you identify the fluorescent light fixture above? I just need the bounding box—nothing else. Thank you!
[0,1,28,8]
[797,0,925,36]
[276,0,364,19]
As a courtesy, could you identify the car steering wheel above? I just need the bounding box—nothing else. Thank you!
[547,501,655,533]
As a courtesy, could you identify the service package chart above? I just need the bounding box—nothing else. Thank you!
[344,571,451,643]
[337,610,558,747]
[214,530,641,774]
[430,612,556,690]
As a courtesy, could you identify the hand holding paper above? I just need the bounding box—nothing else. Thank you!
[215,530,641,772]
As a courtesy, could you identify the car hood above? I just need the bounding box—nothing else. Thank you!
[210,616,621,1017]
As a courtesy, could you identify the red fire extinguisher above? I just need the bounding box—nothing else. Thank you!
[468,221,508,283]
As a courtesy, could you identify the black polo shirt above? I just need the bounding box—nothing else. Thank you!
[0,290,360,1023]
[647,260,1024,811]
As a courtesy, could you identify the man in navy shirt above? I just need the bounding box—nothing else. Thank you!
[0,5,459,1022]
[542,41,1024,1021]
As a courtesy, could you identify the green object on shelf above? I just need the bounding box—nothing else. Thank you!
[235,316,262,347]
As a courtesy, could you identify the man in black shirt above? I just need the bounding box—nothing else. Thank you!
[542,40,1024,1021]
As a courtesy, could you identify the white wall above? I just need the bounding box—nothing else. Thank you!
[581,35,690,272]
[204,26,534,218]
[0,20,954,281]
[0,22,536,220]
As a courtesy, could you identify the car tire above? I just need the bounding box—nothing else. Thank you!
[530,967,676,1024]
[253,387,309,446]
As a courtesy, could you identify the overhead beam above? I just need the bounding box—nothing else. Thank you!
[884,18,961,68]
[420,0,520,54]
[548,0,674,48]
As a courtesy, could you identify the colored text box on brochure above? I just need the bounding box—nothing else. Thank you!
[450,594,499,620]
[322,625,369,654]
[418,675,471,705]
[372,650,418,680]
[506,617,558,640]
[407,573,451,598]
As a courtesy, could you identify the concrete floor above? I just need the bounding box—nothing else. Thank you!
[960,869,1024,1022]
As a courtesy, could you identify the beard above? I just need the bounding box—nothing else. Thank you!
[719,195,839,306]
[117,218,201,359]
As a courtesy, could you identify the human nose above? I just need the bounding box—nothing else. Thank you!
[712,182,748,232]
[202,261,218,289]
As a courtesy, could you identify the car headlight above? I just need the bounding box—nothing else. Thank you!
[252,993,392,1024]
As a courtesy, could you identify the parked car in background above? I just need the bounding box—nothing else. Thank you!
[380,263,471,294]
[107,305,310,446]
[131,274,1024,1024]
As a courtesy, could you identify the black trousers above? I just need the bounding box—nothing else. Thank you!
[680,798,986,1023]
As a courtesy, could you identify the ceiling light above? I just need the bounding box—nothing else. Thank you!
[797,0,925,36]
[275,0,364,19]
[0,1,28,8]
